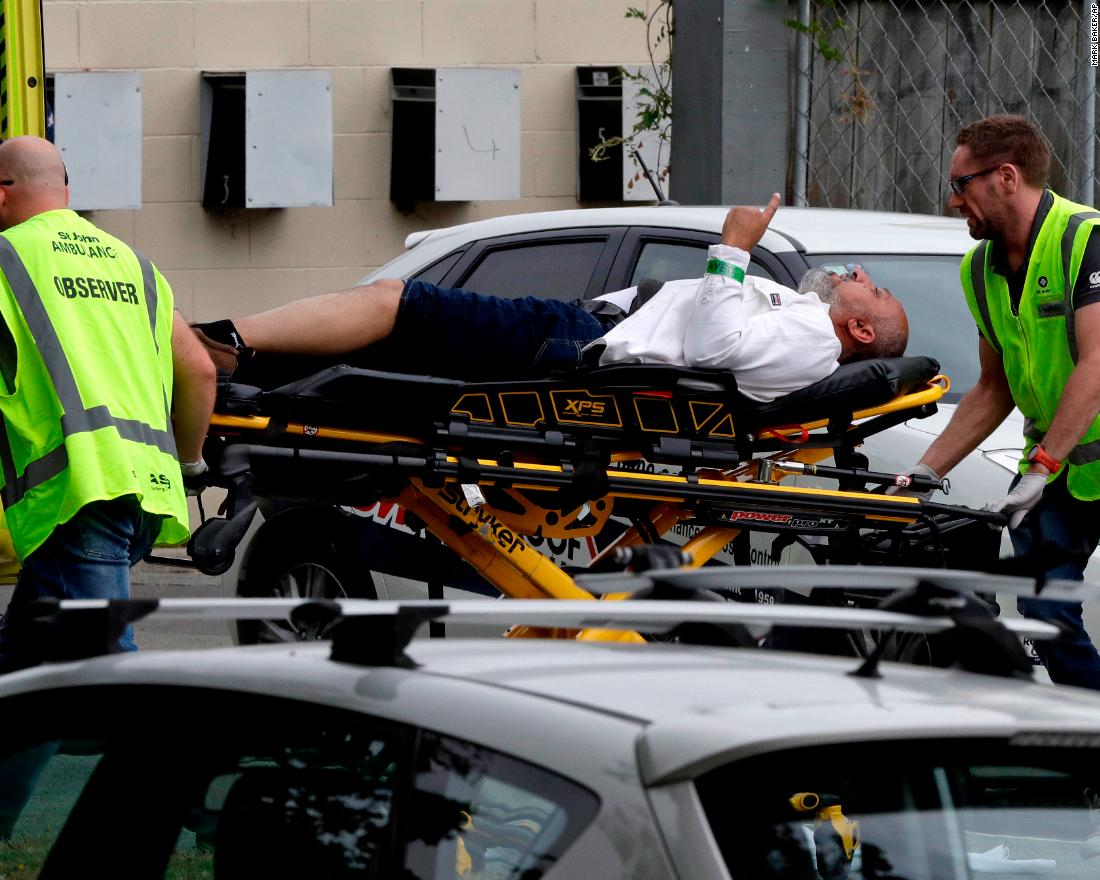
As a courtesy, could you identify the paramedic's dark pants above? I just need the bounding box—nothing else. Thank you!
[1011,473,1100,691]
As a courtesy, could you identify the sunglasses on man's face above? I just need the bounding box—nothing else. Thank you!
[948,165,1000,196]
[824,263,863,281]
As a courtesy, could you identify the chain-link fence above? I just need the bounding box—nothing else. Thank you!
[791,0,1099,214]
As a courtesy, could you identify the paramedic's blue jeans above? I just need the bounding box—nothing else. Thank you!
[0,495,164,665]
[1011,473,1100,691]
[394,280,606,379]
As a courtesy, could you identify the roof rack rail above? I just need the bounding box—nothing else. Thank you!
[576,565,1091,680]
[574,565,1097,601]
[8,593,1061,682]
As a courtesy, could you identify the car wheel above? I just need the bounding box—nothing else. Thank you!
[236,511,378,645]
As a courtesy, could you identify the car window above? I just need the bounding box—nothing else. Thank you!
[696,738,1100,880]
[406,732,597,880]
[458,240,608,301]
[629,240,776,286]
[0,687,599,879]
[808,253,976,399]
[412,250,464,285]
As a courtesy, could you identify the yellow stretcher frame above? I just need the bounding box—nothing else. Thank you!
[0,0,46,139]
[0,1,52,581]
[207,379,947,643]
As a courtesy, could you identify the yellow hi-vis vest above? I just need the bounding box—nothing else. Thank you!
[0,208,188,560]
[961,192,1100,500]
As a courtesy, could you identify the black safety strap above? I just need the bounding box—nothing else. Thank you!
[0,238,177,508]
[631,277,665,313]
[556,438,609,511]
[576,297,628,330]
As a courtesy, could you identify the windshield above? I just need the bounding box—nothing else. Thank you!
[697,736,1100,880]
[808,254,977,401]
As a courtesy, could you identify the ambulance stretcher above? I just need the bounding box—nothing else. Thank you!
[192,355,1007,630]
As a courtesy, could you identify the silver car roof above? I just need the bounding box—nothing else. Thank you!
[370,205,973,282]
[7,637,1100,787]
[401,205,972,256]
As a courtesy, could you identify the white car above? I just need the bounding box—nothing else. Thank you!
[6,570,1100,877]
[217,205,1035,641]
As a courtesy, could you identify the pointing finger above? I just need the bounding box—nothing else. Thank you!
[761,192,781,222]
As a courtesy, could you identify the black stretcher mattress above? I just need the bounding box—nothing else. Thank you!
[216,356,941,449]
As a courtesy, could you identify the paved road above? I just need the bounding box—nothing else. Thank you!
[0,552,234,653]
[129,555,235,650]
[0,539,1094,674]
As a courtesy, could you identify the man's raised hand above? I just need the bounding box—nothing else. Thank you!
[721,193,781,252]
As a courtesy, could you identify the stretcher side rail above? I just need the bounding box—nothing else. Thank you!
[212,355,945,468]
[189,433,1003,579]
[194,354,978,621]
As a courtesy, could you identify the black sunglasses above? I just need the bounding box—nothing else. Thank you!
[948,165,1000,195]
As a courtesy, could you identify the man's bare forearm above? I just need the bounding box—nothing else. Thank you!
[171,310,217,463]
[919,335,1014,476]
[920,375,1014,477]
[1036,354,1100,464]
[1031,303,1100,466]
[234,279,404,355]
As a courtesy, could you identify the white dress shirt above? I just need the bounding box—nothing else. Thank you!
[589,244,841,402]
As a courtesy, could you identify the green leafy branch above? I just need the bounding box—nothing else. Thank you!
[783,6,846,64]
[783,1,874,124]
[589,2,673,195]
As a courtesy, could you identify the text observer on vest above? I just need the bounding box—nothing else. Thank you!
[49,228,137,304]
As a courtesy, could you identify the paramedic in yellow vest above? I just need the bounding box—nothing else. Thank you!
[0,136,216,666]
[905,115,1100,690]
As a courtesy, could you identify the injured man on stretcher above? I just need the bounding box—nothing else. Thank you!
[194,195,909,403]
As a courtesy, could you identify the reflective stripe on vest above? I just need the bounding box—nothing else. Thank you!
[1026,416,1100,465]
[1062,211,1100,363]
[969,240,1000,354]
[1070,437,1100,466]
[0,238,177,508]
[139,253,159,349]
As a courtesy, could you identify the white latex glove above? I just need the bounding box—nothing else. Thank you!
[180,458,210,496]
[983,471,1047,529]
[884,462,941,501]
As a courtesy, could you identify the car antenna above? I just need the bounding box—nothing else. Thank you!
[626,142,678,206]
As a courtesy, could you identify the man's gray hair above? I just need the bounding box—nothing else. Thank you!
[797,268,841,304]
[868,317,907,358]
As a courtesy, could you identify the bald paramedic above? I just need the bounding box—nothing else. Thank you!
[0,136,216,666]
[194,196,908,402]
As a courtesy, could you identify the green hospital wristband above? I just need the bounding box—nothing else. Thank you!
[705,258,746,282]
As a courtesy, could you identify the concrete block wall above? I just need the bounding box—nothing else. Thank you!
[42,0,656,321]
